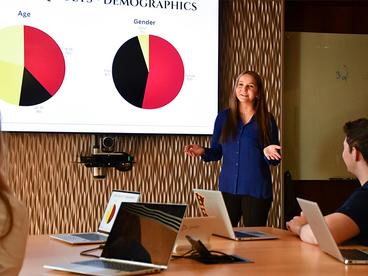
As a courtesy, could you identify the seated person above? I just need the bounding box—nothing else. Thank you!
[286,118,368,246]
[0,169,29,274]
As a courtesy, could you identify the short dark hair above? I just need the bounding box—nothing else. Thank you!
[343,118,368,163]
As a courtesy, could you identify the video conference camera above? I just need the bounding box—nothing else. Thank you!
[79,135,134,178]
[80,152,133,170]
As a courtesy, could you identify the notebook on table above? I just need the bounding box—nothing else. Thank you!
[44,202,187,276]
[297,198,368,265]
[193,189,277,241]
[50,190,140,244]
[173,216,215,254]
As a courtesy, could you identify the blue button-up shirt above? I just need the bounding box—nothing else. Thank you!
[202,109,280,199]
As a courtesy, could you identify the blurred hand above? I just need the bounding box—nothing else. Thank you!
[263,145,281,160]
[286,212,307,235]
[184,144,205,157]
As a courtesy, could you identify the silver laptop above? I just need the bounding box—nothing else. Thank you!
[44,202,187,276]
[297,198,368,265]
[173,216,215,254]
[193,189,277,241]
[50,190,140,244]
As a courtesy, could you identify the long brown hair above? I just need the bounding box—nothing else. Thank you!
[220,70,271,146]
[0,134,13,238]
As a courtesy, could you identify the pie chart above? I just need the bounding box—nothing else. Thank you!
[0,25,65,106]
[112,35,184,109]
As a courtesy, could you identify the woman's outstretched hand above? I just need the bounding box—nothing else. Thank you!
[263,145,281,160]
[184,144,205,157]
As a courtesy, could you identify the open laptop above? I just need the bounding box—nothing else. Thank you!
[193,189,277,241]
[50,190,140,244]
[44,202,187,276]
[297,198,368,265]
[173,216,215,254]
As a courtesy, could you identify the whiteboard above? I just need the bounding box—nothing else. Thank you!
[284,32,368,179]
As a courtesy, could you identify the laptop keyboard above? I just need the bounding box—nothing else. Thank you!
[71,233,107,241]
[340,249,368,260]
[234,231,259,238]
[75,259,156,272]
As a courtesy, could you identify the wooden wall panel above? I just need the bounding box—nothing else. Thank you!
[285,0,368,34]
[2,0,284,234]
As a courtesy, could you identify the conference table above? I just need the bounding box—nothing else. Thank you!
[20,227,368,275]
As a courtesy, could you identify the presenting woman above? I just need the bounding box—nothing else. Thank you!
[184,70,281,226]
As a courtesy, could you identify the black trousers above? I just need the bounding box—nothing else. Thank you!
[222,192,272,227]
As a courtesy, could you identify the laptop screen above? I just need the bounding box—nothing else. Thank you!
[98,191,140,233]
[102,202,186,266]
